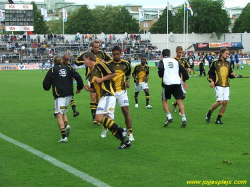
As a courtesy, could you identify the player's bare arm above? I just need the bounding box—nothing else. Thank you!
[76,90,81,94]
[210,81,215,88]
[95,73,117,83]
[125,76,130,88]
[84,85,96,93]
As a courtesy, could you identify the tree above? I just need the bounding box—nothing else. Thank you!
[65,5,96,34]
[149,7,175,34]
[31,1,49,34]
[47,18,62,34]
[108,7,139,34]
[188,0,230,38]
[232,3,250,33]
[91,6,139,34]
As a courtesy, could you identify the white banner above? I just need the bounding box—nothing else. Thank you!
[18,63,41,70]
[5,4,33,10]
[5,26,34,31]
[157,9,162,19]
[167,1,176,16]
[63,8,67,22]
[41,8,48,21]
[0,9,4,21]
[139,9,144,22]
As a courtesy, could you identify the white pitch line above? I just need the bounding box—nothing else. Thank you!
[0,132,111,187]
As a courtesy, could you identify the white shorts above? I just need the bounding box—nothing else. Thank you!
[54,96,72,115]
[135,82,149,92]
[96,96,116,119]
[115,90,129,107]
[214,86,230,101]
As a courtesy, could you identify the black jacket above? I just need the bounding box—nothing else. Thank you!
[43,63,84,98]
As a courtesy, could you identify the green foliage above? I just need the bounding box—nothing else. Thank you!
[232,3,250,33]
[108,7,139,34]
[172,7,186,34]
[31,1,49,34]
[150,0,230,38]
[64,5,139,34]
[47,18,63,34]
[189,0,230,38]
[149,7,175,34]
[92,6,139,34]
[65,5,96,34]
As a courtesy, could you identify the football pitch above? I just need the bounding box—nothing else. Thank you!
[0,66,249,187]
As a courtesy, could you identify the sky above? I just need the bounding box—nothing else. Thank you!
[19,0,249,9]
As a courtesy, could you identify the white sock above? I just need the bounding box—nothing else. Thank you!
[166,112,172,120]
[182,114,186,121]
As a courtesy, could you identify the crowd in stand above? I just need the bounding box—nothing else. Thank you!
[1,33,249,64]
[0,33,162,63]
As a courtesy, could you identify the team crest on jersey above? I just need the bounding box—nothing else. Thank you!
[168,62,174,68]
[59,69,67,77]
[124,100,128,103]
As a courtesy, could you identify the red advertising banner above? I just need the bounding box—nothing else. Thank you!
[198,43,209,48]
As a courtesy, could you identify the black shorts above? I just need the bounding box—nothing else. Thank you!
[162,84,185,100]
[189,65,194,69]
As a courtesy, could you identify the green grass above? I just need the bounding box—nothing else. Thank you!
[0,66,249,187]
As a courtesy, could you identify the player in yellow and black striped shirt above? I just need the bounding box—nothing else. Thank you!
[106,46,134,141]
[83,52,131,149]
[74,40,112,124]
[132,56,152,109]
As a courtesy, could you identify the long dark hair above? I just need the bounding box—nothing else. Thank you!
[219,48,228,59]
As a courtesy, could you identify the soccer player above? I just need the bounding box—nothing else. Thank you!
[62,54,80,117]
[83,52,131,149]
[207,52,214,68]
[132,56,152,109]
[172,46,190,114]
[174,46,190,73]
[41,57,47,72]
[187,52,196,77]
[198,52,206,77]
[205,48,236,124]
[43,55,84,143]
[230,52,236,69]
[158,49,189,128]
[105,46,134,141]
[235,51,240,69]
[75,40,112,124]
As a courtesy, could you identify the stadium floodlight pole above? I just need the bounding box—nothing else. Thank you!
[167,1,169,49]
[62,8,64,36]
[26,31,28,62]
[183,1,186,48]
[139,15,140,33]
[186,9,188,50]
